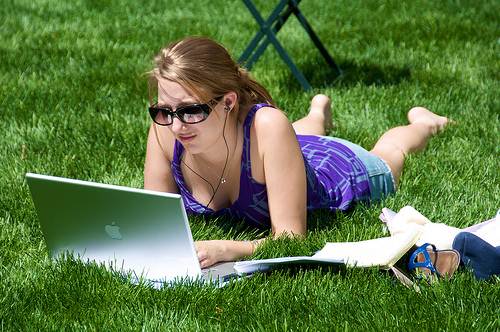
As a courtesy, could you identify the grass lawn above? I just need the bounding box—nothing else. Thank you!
[1,0,499,330]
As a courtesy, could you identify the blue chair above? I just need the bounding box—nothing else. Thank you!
[239,0,342,90]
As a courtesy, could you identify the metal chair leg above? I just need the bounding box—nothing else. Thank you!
[239,0,341,90]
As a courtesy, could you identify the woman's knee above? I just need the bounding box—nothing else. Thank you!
[370,144,405,185]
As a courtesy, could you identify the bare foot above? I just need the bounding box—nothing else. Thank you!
[407,107,449,135]
[309,94,334,132]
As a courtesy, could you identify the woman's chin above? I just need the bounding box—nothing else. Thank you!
[180,142,201,155]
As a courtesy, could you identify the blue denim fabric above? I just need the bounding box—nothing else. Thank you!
[329,138,396,201]
[453,232,500,280]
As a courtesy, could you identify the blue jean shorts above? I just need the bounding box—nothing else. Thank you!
[332,138,396,201]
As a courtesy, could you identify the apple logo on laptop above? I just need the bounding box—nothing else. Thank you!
[105,222,122,240]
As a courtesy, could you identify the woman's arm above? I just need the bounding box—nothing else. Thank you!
[254,106,308,236]
[144,124,179,193]
[145,123,260,267]
[195,239,262,268]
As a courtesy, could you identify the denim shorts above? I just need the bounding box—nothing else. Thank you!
[332,138,396,201]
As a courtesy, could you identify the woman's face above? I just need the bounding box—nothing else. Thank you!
[156,79,227,155]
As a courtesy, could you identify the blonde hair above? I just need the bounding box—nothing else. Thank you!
[149,36,274,109]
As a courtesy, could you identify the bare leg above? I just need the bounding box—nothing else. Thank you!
[370,107,449,186]
[292,94,333,136]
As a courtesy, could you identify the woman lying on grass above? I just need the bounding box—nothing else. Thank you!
[144,36,449,268]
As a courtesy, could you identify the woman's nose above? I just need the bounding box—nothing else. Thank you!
[170,117,185,133]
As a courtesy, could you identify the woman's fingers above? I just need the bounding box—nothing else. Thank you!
[195,241,213,268]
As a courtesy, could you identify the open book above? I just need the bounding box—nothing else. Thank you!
[234,224,422,274]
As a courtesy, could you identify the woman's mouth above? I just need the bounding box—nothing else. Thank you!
[178,134,196,143]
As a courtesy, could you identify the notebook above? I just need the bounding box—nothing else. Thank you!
[234,225,422,274]
[25,173,240,287]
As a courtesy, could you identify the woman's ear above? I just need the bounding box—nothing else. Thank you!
[223,91,238,111]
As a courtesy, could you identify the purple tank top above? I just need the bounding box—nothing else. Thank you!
[171,104,370,228]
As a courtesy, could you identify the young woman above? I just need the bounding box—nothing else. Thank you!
[144,37,449,268]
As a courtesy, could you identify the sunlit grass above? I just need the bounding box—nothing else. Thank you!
[1,0,498,330]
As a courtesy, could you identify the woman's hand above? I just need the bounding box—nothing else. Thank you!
[194,240,255,268]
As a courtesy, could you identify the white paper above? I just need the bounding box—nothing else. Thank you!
[313,224,422,268]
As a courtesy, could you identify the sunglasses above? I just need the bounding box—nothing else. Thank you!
[148,96,223,126]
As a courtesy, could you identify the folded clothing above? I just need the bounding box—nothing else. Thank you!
[381,206,500,250]
[452,232,500,280]
[381,206,460,250]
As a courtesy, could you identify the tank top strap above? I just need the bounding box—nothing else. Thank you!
[172,139,183,173]
[171,138,206,210]
[241,103,275,176]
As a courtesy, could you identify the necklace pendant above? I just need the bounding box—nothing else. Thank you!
[221,178,226,184]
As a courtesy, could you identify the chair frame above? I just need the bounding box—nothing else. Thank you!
[239,0,342,90]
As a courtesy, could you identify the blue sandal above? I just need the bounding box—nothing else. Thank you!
[408,243,460,280]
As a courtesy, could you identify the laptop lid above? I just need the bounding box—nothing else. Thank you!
[25,173,202,283]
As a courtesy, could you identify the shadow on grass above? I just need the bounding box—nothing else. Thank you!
[195,208,348,237]
[279,57,412,92]
[307,207,359,233]
[192,214,270,238]
[260,262,347,277]
[194,205,364,238]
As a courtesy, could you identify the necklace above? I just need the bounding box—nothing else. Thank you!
[182,125,239,186]
[219,133,239,184]
[181,114,239,208]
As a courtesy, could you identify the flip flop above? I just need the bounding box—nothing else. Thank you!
[408,243,460,280]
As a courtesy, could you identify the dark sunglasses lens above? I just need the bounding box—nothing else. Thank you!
[178,105,209,123]
[149,107,172,125]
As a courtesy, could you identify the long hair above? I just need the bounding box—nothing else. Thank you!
[149,36,274,108]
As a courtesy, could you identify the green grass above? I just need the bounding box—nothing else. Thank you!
[1,0,499,330]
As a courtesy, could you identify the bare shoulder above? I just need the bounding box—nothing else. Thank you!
[144,124,179,193]
[147,124,176,161]
[252,106,293,136]
[250,106,299,160]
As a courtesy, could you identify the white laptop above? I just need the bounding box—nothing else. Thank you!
[25,173,240,287]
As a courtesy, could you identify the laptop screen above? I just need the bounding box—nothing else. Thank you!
[26,173,202,282]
